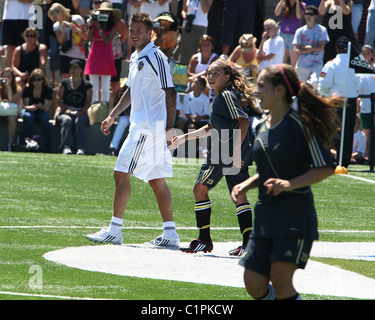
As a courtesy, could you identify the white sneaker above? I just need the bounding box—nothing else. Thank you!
[149,233,180,247]
[63,146,72,155]
[77,148,85,155]
[86,228,123,245]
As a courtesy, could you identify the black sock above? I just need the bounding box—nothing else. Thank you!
[277,293,301,300]
[195,200,211,242]
[236,203,252,247]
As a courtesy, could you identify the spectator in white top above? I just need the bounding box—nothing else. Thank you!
[183,76,210,130]
[357,72,375,159]
[186,34,218,96]
[293,5,329,90]
[364,0,375,47]
[143,0,172,19]
[351,114,366,164]
[257,19,285,71]
[48,2,88,79]
[175,0,213,65]
[318,36,360,168]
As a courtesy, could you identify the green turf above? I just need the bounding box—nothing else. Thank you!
[0,152,374,300]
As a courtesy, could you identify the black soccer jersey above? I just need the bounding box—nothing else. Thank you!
[251,109,335,240]
[208,85,251,166]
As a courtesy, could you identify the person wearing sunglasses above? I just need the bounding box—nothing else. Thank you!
[21,68,53,151]
[274,0,306,68]
[292,5,329,90]
[12,27,48,88]
[0,68,22,151]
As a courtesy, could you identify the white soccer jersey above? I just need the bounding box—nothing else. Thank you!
[115,42,174,181]
[127,41,174,135]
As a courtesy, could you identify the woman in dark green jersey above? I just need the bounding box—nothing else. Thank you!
[171,59,257,255]
[232,63,343,300]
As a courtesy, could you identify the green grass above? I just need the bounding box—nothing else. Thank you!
[0,152,374,300]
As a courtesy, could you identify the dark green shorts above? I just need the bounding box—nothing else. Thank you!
[239,237,313,277]
[360,113,373,130]
[195,162,250,193]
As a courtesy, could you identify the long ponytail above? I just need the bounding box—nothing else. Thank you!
[264,63,344,148]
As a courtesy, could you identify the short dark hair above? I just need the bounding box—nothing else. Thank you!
[196,76,206,88]
[305,5,318,15]
[336,36,350,51]
[130,12,153,31]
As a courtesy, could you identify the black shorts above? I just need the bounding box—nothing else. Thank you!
[196,161,250,193]
[239,237,313,277]
[2,20,30,47]
[111,59,122,82]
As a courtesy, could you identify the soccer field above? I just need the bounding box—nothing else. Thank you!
[0,152,374,302]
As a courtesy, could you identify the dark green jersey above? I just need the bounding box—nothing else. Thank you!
[252,109,335,239]
[207,85,251,166]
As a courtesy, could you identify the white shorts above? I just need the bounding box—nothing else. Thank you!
[114,127,173,182]
[295,64,323,90]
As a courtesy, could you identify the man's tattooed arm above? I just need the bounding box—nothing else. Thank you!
[163,87,177,130]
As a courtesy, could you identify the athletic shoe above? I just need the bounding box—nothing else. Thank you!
[149,234,180,247]
[180,239,213,253]
[86,228,123,245]
[229,245,245,257]
[63,146,72,155]
[76,148,85,155]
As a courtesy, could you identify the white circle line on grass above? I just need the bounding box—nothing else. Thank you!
[43,241,375,300]
[0,225,374,233]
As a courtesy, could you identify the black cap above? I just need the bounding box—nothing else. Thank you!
[69,59,84,68]
[336,36,350,50]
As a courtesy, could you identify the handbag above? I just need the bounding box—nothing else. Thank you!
[112,34,123,60]
[0,101,18,116]
[172,64,188,93]
[87,102,109,124]
[60,29,72,53]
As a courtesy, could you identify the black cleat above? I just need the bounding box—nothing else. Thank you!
[229,245,245,256]
[180,239,213,253]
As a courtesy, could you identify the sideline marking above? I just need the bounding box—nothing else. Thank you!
[0,226,235,230]
[340,174,375,184]
[0,291,102,300]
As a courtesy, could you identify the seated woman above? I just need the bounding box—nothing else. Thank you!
[186,35,218,96]
[228,33,259,82]
[0,68,22,151]
[21,69,53,151]
[55,59,93,155]
[12,27,48,87]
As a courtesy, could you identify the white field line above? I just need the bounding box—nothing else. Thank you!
[0,225,374,233]
[339,174,375,184]
[0,291,107,300]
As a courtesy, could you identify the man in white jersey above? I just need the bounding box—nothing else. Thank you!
[87,13,180,247]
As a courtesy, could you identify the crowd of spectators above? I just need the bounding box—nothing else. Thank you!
[0,0,374,164]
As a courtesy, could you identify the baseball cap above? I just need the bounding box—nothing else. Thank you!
[69,59,84,68]
[336,36,350,50]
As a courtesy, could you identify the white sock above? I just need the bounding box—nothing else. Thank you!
[162,221,176,238]
[107,216,123,233]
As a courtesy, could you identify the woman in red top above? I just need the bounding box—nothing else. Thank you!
[84,2,121,105]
